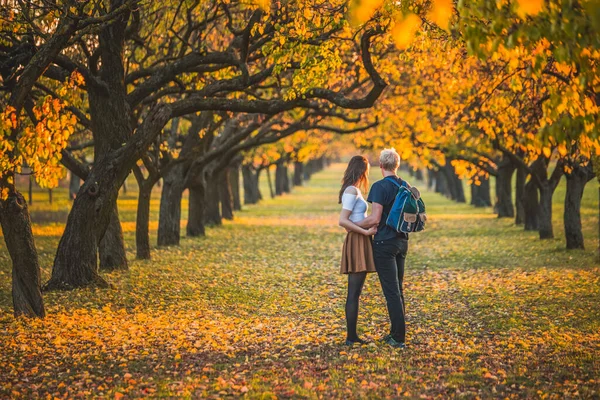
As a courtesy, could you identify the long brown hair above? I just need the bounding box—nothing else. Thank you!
[338,156,370,203]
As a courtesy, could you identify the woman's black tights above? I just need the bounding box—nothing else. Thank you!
[345,272,367,342]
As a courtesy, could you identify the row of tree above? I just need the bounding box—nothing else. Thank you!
[353,0,599,251]
[0,0,400,318]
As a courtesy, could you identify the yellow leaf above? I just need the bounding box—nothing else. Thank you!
[254,0,270,12]
[391,14,421,50]
[350,0,384,25]
[428,0,453,31]
[516,0,543,17]
[542,147,552,158]
[557,144,568,157]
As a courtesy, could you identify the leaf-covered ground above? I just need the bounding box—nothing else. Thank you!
[1,164,599,399]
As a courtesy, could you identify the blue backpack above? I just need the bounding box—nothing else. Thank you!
[384,177,427,233]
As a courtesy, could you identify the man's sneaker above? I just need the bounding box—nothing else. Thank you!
[345,338,369,346]
[379,334,392,343]
[384,336,406,349]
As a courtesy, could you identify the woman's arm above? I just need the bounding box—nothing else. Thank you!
[339,209,377,235]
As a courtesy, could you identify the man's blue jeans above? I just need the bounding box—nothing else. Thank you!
[373,237,408,343]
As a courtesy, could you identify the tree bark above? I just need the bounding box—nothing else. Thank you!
[275,162,285,196]
[158,165,185,246]
[538,184,554,239]
[220,169,234,220]
[0,188,45,318]
[204,174,222,226]
[415,168,424,182]
[44,179,112,290]
[427,168,436,190]
[434,169,450,197]
[564,164,594,249]
[293,161,304,186]
[229,165,242,211]
[523,179,539,231]
[136,180,153,259]
[532,159,563,240]
[470,176,492,207]
[69,172,80,200]
[304,160,314,181]
[266,166,275,198]
[242,165,261,204]
[98,202,128,271]
[187,184,206,236]
[495,157,515,218]
[515,166,526,225]
[282,164,291,193]
[28,177,33,205]
[441,162,464,202]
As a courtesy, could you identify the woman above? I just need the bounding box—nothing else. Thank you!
[338,156,377,346]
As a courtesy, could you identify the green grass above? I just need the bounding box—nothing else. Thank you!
[0,164,598,399]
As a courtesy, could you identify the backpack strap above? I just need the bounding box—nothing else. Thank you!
[384,176,407,189]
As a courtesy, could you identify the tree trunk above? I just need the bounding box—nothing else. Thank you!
[187,184,206,236]
[304,160,313,181]
[282,164,291,193]
[44,179,112,290]
[530,157,563,240]
[220,169,234,220]
[45,4,139,291]
[495,159,515,218]
[275,162,285,196]
[515,166,526,225]
[451,171,466,203]
[267,166,275,198]
[434,169,450,196]
[538,184,554,239]
[440,163,463,201]
[470,176,492,207]
[158,165,185,246]
[28,177,33,205]
[48,189,52,204]
[204,174,221,226]
[564,165,594,249]
[98,202,128,271]
[0,188,45,318]
[427,168,435,190]
[256,168,263,201]
[293,161,304,186]
[242,165,260,205]
[136,181,153,259]
[415,168,424,182]
[523,180,539,231]
[230,166,242,211]
[69,172,80,200]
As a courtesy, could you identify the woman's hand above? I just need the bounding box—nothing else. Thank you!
[365,226,377,236]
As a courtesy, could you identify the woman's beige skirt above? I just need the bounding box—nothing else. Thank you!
[340,232,377,274]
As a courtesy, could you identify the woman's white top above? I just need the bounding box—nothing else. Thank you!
[341,186,368,223]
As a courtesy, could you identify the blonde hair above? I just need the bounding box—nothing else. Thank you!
[380,148,400,171]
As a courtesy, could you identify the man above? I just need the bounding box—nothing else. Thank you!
[358,148,408,349]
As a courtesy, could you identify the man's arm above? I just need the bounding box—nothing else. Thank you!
[339,209,377,235]
[356,202,383,228]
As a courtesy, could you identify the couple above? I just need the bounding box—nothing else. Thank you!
[338,148,408,349]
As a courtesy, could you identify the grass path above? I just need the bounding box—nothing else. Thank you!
[0,164,599,399]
